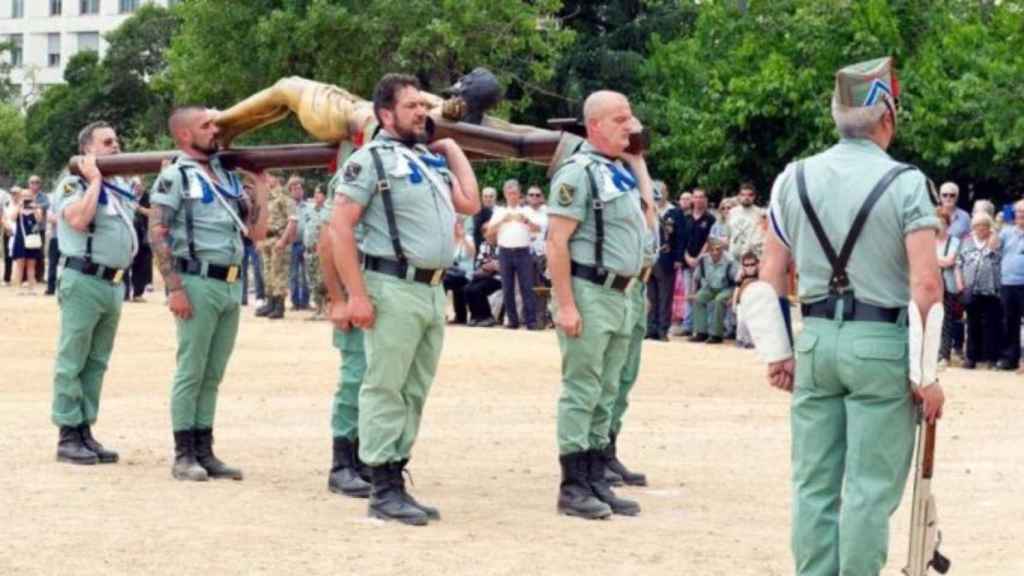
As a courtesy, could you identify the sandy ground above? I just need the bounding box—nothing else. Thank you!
[0,284,1022,576]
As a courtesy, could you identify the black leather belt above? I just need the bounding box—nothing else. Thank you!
[64,257,124,284]
[801,296,901,324]
[176,258,241,283]
[364,255,444,286]
[571,261,635,293]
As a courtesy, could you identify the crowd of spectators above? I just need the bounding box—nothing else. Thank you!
[5,169,1024,370]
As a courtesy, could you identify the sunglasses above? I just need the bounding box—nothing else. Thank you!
[940,193,956,199]
[742,263,758,267]
[527,193,542,197]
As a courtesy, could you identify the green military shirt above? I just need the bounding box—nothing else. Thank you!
[266,186,296,239]
[55,175,138,269]
[332,133,457,270]
[547,142,647,277]
[769,138,940,308]
[150,155,247,267]
[302,202,329,248]
[696,252,737,291]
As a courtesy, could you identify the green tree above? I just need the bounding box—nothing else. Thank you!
[0,103,37,182]
[166,0,571,145]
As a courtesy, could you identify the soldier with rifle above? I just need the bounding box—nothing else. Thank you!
[744,57,947,575]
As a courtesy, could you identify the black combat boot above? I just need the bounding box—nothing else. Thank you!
[267,296,285,319]
[254,297,274,317]
[79,425,118,463]
[353,437,371,483]
[587,449,640,516]
[557,452,612,520]
[56,426,98,465]
[194,428,243,480]
[396,459,440,520]
[328,437,371,498]
[605,432,648,486]
[171,430,208,482]
[368,463,429,526]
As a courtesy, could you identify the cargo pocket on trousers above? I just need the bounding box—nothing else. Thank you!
[793,332,818,390]
[852,338,908,397]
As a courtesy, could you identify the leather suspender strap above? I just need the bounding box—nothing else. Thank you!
[179,167,198,261]
[795,161,916,293]
[369,146,406,264]
[584,164,606,275]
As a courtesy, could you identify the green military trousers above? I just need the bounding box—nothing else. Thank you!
[554,278,635,454]
[693,286,733,337]
[51,268,124,427]
[331,327,365,441]
[170,274,242,431]
[358,271,445,466]
[791,316,915,576]
[610,281,646,436]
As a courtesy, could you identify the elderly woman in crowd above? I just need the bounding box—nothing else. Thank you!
[4,187,45,295]
[956,211,1003,369]
[936,206,962,366]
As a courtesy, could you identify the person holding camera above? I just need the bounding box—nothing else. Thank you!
[5,187,44,295]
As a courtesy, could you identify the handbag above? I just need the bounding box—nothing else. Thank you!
[21,214,42,250]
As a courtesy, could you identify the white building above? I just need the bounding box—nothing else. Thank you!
[0,0,180,105]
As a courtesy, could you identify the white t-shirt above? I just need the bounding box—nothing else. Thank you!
[523,205,548,255]
[488,205,536,249]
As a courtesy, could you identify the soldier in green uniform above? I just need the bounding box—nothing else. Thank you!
[758,57,946,575]
[313,162,372,499]
[150,106,270,482]
[603,202,658,487]
[256,176,296,319]
[50,121,137,465]
[690,237,739,344]
[303,185,329,320]
[329,73,480,525]
[546,90,655,520]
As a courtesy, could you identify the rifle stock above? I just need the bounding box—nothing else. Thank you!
[902,420,950,576]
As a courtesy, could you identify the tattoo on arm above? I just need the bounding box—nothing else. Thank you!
[150,205,183,292]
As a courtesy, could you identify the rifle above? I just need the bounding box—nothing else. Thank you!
[902,418,951,575]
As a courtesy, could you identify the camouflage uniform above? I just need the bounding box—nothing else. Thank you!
[260,185,295,298]
[302,201,330,315]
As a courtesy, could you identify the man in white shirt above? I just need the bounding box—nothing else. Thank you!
[523,185,549,259]
[485,179,542,329]
[727,182,764,260]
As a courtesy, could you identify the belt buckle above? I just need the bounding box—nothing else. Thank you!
[430,268,444,285]
[225,266,240,283]
[112,269,124,284]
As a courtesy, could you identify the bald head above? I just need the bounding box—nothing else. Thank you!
[582,90,639,158]
[169,106,221,157]
[583,91,628,124]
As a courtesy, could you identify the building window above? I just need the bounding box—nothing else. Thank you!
[7,34,23,67]
[48,34,61,68]
[80,0,99,15]
[77,31,99,53]
[119,0,138,13]
[51,0,63,16]
[12,0,25,18]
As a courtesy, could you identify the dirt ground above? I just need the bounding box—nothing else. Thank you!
[0,284,1021,576]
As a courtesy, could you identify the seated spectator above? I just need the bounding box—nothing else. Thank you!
[689,237,737,344]
[956,212,1002,369]
[732,251,760,349]
[443,219,476,325]
[464,239,502,327]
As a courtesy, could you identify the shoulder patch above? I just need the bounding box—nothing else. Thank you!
[156,176,173,195]
[62,181,77,198]
[558,183,576,207]
[343,162,363,183]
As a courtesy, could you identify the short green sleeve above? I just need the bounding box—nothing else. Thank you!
[54,176,87,214]
[546,162,590,222]
[899,171,941,236]
[150,164,183,213]
[333,148,376,207]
